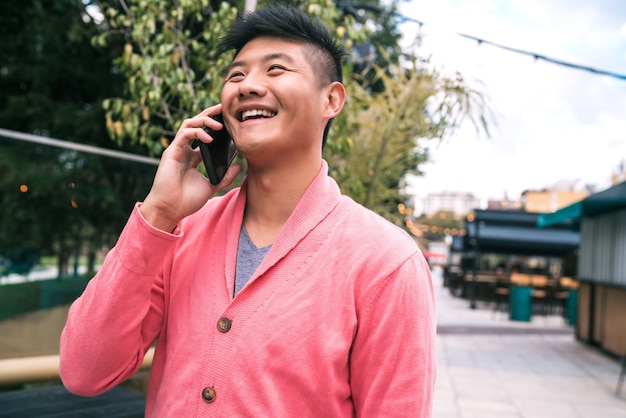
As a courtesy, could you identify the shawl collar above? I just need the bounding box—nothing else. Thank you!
[224,160,341,288]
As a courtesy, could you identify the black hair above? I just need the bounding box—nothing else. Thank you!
[218,6,344,83]
[218,6,345,146]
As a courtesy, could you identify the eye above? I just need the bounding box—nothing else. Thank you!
[226,71,244,81]
[268,64,287,72]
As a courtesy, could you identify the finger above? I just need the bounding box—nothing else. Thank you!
[192,127,214,144]
[195,103,222,119]
[181,106,221,131]
[196,104,224,132]
[182,119,223,145]
[170,125,211,150]
[170,104,225,149]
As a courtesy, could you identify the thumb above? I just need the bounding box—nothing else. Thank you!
[215,164,243,190]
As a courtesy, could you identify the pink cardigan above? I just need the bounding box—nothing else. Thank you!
[60,161,437,417]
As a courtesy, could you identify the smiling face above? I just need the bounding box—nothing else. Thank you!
[220,36,340,168]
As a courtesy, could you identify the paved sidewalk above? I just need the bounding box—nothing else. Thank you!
[432,269,626,417]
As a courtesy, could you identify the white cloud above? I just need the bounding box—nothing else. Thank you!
[400,0,626,203]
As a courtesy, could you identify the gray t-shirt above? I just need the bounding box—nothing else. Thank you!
[234,227,271,296]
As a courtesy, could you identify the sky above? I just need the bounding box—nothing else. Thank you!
[397,0,626,206]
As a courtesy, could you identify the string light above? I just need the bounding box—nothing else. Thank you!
[455,32,626,81]
[343,2,626,81]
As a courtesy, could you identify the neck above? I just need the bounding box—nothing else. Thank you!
[243,159,321,247]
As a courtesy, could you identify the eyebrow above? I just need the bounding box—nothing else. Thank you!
[226,52,297,74]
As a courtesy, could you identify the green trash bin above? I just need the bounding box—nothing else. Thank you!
[567,289,578,326]
[509,285,532,322]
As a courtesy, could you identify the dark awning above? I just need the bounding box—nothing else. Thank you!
[465,222,580,256]
[537,181,626,229]
[457,209,580,257]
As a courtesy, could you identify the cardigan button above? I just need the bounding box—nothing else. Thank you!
[217,317,232,333]
[202,386,216,403]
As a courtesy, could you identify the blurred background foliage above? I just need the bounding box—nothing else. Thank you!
[0,0,491,276]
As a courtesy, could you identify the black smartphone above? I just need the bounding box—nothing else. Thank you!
[199,114,238,185]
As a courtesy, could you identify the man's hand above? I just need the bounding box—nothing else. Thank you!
[140,104,242,232]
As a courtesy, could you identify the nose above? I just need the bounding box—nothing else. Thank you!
[237,71,267,98]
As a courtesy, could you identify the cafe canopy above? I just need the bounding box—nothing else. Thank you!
[537,181,626,230]
[454,209,580,257]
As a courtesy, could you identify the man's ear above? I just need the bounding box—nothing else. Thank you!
[323,81,346,120]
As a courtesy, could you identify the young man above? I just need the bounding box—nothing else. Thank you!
[60,6,437,417]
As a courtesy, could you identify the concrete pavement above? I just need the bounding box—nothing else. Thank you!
[432,268,626,417]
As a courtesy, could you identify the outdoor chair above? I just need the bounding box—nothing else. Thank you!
[491,276,510,316]
[531,288,549,316]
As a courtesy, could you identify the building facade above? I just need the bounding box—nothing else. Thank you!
[419,191,481,216]
[523,189,589,213]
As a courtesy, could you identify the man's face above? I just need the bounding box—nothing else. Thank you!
[220,36,331,166]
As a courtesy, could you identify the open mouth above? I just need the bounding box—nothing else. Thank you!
[240,109,277,122]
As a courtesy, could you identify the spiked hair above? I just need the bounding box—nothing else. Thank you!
[218,6,345,146]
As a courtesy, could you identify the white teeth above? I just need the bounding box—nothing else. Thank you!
[241,109,276,121]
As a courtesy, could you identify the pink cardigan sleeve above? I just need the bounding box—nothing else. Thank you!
[350,252,437,417]
[59,204,177,396]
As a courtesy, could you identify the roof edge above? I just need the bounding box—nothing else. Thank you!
[537,202,582,228]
